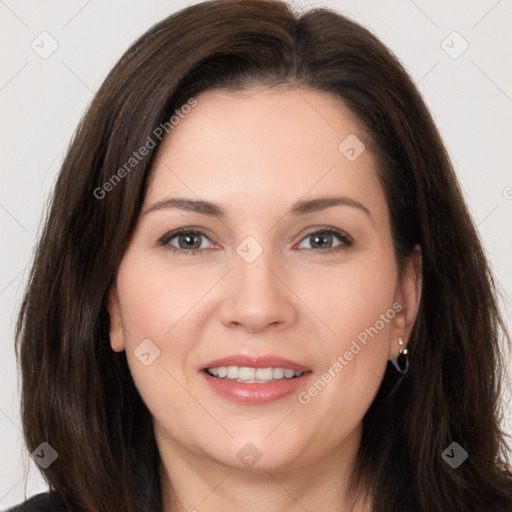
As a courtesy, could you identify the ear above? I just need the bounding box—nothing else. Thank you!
[388,244,422,359]
[107,285,125,352]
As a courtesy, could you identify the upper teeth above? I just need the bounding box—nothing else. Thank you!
[206,366,303,382]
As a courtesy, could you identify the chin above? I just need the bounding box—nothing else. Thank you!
[211,439,309,473]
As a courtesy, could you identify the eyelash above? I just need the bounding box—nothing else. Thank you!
[157,226,354,256]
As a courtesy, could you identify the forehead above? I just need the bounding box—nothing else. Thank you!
[145,87,386,224]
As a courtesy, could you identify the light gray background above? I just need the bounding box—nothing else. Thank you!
[1,0,511,508]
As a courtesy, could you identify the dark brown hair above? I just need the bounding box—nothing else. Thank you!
[15,0,512,511]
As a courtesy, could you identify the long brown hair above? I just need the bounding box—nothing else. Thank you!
[15,0,512,510]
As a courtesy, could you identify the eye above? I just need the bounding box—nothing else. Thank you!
[158,228,215,255]
[296,227,354,253]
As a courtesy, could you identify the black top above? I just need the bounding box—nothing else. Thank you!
[5,491,68,512]
[7,489,512,511]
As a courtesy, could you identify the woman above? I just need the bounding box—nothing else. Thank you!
[9,0,512,511]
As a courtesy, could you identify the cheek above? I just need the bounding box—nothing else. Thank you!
[313,256,398,346]
[301,258,398,417]
[114,255,215,403]
[115,255,210,342]
[292,264,399,454]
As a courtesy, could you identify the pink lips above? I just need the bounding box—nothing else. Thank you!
[200,354,313,405]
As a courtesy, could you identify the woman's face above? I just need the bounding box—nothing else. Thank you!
[108,87,421,474]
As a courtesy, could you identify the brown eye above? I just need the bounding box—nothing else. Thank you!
[297,228,353,252]
[176,233,202,250]
[159,229,213,255]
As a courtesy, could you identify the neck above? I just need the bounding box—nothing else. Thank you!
[157,423,372,512]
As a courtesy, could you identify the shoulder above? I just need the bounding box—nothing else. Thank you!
[5,491,68,512]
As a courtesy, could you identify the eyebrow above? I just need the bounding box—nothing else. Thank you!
[143,196,372,220]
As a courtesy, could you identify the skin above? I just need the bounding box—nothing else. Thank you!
[108,86,422,512]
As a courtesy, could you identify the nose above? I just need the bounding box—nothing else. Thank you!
[218,249,298,334]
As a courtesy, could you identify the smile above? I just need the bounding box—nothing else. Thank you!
[200,354,313,404]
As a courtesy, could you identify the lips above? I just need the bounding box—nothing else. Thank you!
[199,354,313,404]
